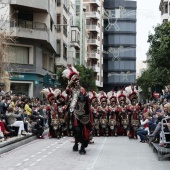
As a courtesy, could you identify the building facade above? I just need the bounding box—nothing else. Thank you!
[103,0,137,92]
[0,0,58,98]
[84,0,104,88]
[159,0,170,23]
[56,0,81,70]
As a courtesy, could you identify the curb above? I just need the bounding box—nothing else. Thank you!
[0,129,49,155]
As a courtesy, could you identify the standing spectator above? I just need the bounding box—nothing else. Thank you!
[24,99,32,117]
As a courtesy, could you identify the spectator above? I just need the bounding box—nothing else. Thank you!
[24,99,32,117]
[5,106,26,136]
[137,111,151,143]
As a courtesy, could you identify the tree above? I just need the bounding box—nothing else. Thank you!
[137,22,170,96]
[57,65,98,92]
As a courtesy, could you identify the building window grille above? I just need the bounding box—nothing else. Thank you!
[57,14,61,32]
[63,16,67,37]
[57,0,61,6]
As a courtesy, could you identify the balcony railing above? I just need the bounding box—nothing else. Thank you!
[86,11,100,19]
[87,39,100,46]
[87,53,100,60]
[10,19,47,31]
[83,0,100,7]
[86,25,100,32]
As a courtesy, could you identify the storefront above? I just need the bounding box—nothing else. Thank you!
[10,72,44,98]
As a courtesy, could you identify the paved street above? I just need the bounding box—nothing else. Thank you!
[0,136,169,170]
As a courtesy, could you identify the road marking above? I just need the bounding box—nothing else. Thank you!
[37,152,41,154]
[46,146,50,148]
[52,149,56,151]
[42,155,47,158]
[30,163,36,166]
[7,168,14,170]
[23,159,29,162]
[15,163,22,167]
[42,149,46,151]
[36,159,42,162]
[47,152,52,155]
[22,169,28,170]
[86,137,107,170]
[30,155,36,158]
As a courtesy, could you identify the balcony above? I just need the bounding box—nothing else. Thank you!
[86,11,100,19]
[86,25,100,33]
[9,19,48,41]
[87,52,100,60]
[70,26,80,49]
[83,0,100,7]
[88,64,100,73]
[96,80,103,87]
[10,0,48,12]
[87,39,100,46]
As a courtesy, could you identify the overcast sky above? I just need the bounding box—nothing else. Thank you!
[136,0,161,60]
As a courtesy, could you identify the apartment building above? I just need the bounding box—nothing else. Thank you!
[0,0,58,97]
[159,0,170,23]
[56,0,81,70]
[103,0,137,92]
[83,0,104,88]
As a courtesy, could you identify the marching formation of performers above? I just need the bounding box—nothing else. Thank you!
[41,65,142,154]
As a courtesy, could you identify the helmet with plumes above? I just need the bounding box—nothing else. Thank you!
[117,89,127,102]
[58,90,68,102]
[98,91,107,103]
[89,91,98,104]
[107,90,117,103]
[126,85,138,101]
[62,64,79,80]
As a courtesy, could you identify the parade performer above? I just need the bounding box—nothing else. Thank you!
[107,90,119,136]
[98,91,109,136]
[62,65,92,155]
[117,89,128,136]
[46,88,61,138]
[55,90,68,138]
[89,91,100,137]
[126,85,140,139]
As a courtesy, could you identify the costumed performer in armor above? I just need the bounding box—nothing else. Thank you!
[62,65,93,155]
[126,85,140,139]
[107,90,119,136]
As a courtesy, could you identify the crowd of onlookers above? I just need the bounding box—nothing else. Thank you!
[1,86,170,147]
[137,97,170,146]
[0,87,48,142]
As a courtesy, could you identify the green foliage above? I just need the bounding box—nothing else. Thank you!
[57,65,98,92]
[75,65,98,92]
[137,22,170,96]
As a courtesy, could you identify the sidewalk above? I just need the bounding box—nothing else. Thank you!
[0,129,49,155]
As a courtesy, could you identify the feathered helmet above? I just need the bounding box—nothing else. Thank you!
[47,88,61,101]
[58,90,68,102]
[117,89,127,102]
[62,65,79,81]
[89,91,98,104]
[128,85,138,101]
[107,90,117,103]
[98,91,107,103]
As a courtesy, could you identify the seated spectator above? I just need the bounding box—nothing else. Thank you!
[137,111,151,143]
[5,106,27,136]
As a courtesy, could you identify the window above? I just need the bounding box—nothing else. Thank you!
[6,46,29,64]
[50,18,53,32]
[164,3,168,13]
[63,16,67,37]
[56,40,61,55]
[57,0,61,6]
[42,53,48,69]
[42,53,54,72]
[57,14,61,32]
[63,43,67,60]
[49,57,54,72]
